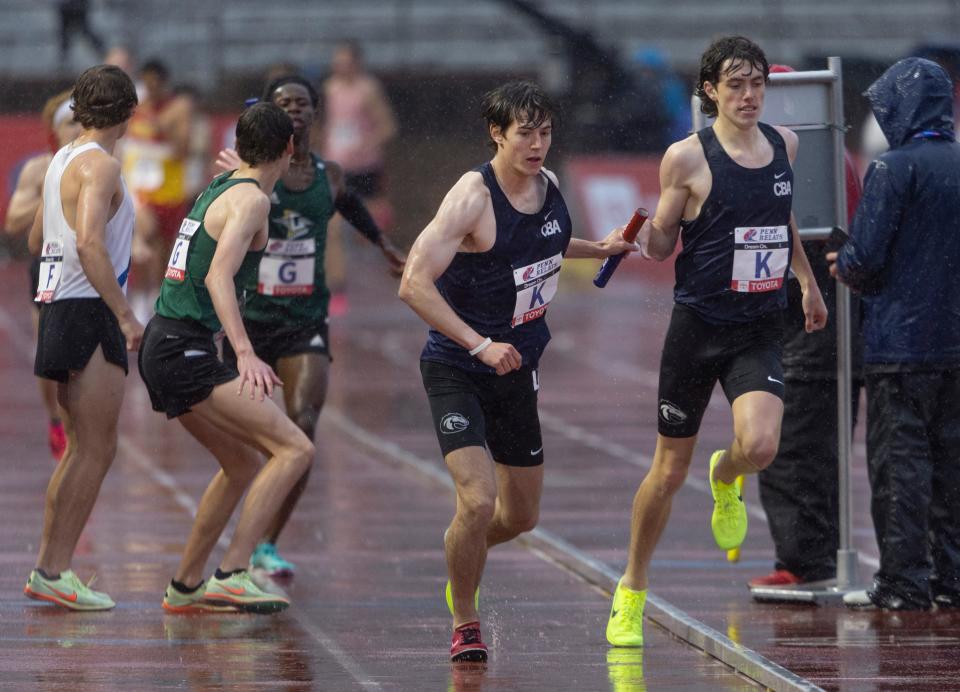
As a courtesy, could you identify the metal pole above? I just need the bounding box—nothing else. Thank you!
[829,56,858,589]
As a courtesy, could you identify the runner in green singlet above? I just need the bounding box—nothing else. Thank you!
[138,102,314,614]
[218,74,405,577]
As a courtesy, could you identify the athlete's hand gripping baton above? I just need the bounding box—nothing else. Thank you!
[592,208,649,288]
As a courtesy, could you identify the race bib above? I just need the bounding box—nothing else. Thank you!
[512,253,562,327]
[164,218,201,281]
[731,226,789,293]
[257,238,316,296]
[35,240,63,303]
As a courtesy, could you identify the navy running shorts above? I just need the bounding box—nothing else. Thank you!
[657,303,785,438]
[420,359,544,467]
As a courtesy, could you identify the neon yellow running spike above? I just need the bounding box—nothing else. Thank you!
[444,580,480,615]
[24,569,115,611]
[709,450,748,551]
[606,578,646,647]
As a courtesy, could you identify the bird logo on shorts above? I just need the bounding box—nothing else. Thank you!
[659,400,688,425]
[440,413,470,434]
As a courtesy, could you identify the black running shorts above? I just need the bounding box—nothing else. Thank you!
[420,360,544,467]
[657,303,785,438]
[138,315,238,419]
[222,319,331,370]
[35,298,128,382]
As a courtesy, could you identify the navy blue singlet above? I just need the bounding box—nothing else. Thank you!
[420,162,573,373]
[674,122,794,324]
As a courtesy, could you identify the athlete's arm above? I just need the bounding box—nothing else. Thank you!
[158,95,194,159]
[327,161,406,276]
[5,155,46,236]
[214,147,241,173]
[641,139,698,261]
[789,214,827,332]
[27,198,44,256]
[538,169,638,260]
[205,187,281,399]
[566,228,639,259]
[367,78,397,148]
[776,126,828,332]
[73,154,144,350]
[398,173,521,375]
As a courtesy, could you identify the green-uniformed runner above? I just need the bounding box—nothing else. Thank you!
[138,102,315,614]
[219,74,405,577]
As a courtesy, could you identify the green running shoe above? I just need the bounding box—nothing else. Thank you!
[250,542,296,578]
[162,580,238,614]
[204,570,290,614]
[606,578,646,647]
[24,569,115,611]
[709,450,748,550]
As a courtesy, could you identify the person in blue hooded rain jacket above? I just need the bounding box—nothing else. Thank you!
[828,57,960,610]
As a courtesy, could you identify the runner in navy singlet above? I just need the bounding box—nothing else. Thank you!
[605,37,828,649]
[399,81,637,662]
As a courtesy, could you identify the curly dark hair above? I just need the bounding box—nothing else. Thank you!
[695,36,769,118]
[236,102,294,166]
[71,64,138,130]
[480,80,559,151]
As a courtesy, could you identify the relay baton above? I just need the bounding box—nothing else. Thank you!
[592,208,649,288]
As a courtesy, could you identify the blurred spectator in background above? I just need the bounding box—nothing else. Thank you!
[58,0,104,67]
[321,40,397,312]
[633,47,692,145]
[4,89,82,461]
[321,40,397,229]
[103,44,135,77]
[751,64,864,588]
[121,58,195,315]
[830,57,960,611]
[174,83,213,201]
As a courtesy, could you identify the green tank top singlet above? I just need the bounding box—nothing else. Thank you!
[241,155,336,325]
[155,172,264,332]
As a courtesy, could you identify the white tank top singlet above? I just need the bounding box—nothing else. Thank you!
[37,141,135,302]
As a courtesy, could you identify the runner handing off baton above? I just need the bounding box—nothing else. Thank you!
[593,208,649,287]
[399,80,637,662]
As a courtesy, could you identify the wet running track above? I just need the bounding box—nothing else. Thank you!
[2,255,959,691]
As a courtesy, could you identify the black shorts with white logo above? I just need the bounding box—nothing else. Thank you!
[657,303,785,438]
[35,298,128,382]
[420,359,543,467]
[222,319,331,370]
[138,315,238,419]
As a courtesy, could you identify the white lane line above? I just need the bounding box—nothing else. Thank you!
[0,302,379,691]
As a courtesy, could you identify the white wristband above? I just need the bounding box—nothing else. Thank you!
[468,337,492,357]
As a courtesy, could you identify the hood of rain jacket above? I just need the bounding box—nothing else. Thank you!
[836,58,960,367]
